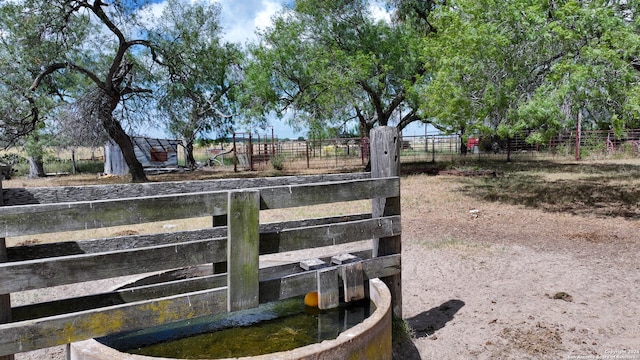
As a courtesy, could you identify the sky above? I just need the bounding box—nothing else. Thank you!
[140,0,426,140]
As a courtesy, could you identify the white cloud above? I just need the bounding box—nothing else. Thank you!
[253,1,281,32]
[208,0,285,45]
[138,0,285,45]
[369,2,392,24]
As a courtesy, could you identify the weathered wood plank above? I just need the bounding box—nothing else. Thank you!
[0,178,395,238]
[317,267,340,310]
[342,262,365,302]
[12,251,395,323]
[0,244,11,360]
[0,180,12,360]
[7,214,372,261]
[258,249,372,283]
[260,216,401,254]
[258,177,399,210]
[0,192,228,237]
[2,173,369,206]
[371,126,402,318]
[227,190,260,312]
[12,273,227,322]
[0,288,228,357]
[0,238,226,293]
[7,228,226,261]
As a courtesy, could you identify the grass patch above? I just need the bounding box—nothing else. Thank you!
[392,315,414,344]
[421,236,478,250]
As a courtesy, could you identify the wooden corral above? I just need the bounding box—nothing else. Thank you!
[0,127,402,359]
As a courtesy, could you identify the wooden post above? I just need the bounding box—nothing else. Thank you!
[248,134,254,171]
[317,268,339,310]
[306,141,310,169]
[370,126,402,318]
[233,133,238,173]
[227,190,260,312]
[0,180,13,360]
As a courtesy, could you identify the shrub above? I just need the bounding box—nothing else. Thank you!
[271,154,285,170]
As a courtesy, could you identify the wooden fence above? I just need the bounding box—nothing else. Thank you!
[0,127,402,359]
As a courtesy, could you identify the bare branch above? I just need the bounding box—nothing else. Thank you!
[30,62,104,91]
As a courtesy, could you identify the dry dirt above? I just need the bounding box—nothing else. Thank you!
[394,160,640,360]
[7,159,640,360]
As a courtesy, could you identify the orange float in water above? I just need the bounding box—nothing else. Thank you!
[304,291,319,307]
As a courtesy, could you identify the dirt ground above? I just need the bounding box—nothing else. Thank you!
[8,158,640,360]
[393,159,640,360]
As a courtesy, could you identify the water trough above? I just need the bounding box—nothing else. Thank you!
[69,276,392,360]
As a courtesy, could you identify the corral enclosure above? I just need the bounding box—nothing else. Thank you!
[0,127,402,360]
[6,128,640,178]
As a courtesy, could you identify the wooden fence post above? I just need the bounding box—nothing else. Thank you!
[227,190,260,312]
[0,179,13,360]
[370,126,402,319]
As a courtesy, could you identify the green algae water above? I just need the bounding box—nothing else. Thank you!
[101,298,373,359]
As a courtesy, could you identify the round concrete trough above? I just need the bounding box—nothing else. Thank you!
[70,278,392,360]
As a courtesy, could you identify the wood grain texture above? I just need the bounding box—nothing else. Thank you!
[0,288,228,357]
[317,267,340,310]
[0,144,402,357]
[227,190,260,312]
[0,191,228,237]
[7,214,372,261]
[370,126,403,318]
[0,238,226,293]
[2,173,369,206]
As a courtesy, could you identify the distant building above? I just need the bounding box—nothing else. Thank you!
[104,137,181,175]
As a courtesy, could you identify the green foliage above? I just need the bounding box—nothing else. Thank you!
[243,0,430,134]
[270,154,286,171]
[149,0,242,168]
[423,0,640,141]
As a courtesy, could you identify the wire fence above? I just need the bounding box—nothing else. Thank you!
[5,129,640,177]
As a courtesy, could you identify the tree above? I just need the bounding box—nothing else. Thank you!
[243,0,433,138]
[149,0,242,168]
[1,1,162,182]
[422,0,640,153]
[0,2,87,177]
[51,99,110,173]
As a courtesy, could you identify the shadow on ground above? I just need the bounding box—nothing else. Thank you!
[412,159,640,219]
[393,299,465,359]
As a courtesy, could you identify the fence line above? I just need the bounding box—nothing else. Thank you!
[5,128,640,179]
[0,127,402,358]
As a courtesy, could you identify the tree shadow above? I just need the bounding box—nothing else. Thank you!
[449,160,640,219]
[392,299,465,359]
[407,299,466,338]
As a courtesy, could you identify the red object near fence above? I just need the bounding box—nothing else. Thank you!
[467,137,480,149]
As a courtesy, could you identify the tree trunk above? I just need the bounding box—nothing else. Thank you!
[71,148,77,174]
[460,142,468,155]
[102,116,147,182]
[185,140,197,169]
[97,89,148,182]
[27,156,45,178]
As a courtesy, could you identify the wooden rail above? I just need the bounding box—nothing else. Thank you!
[0,126,402,358]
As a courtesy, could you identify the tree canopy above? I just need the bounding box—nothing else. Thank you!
[423,0,640,145]
[243,0,433,136]
[149,0,242,168]
[1,0,639,178]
